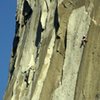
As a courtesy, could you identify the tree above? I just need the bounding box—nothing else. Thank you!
[4,0,100,100]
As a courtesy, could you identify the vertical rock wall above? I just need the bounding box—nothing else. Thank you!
[4,0,100,100]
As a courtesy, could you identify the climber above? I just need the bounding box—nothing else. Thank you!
[80,35,87,48]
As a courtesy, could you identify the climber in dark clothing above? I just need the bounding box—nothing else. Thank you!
[80,35,87,48]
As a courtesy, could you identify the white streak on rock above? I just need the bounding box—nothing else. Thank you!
[20,48,35,72]
[52,6,91,100]
[28,54,35,69]
[32,29,55,100]
[41,1,48,29]
[28,69,34,84]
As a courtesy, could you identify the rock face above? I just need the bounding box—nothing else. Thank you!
[4,0,100,100]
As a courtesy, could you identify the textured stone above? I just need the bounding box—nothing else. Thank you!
[4,0,100,100]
